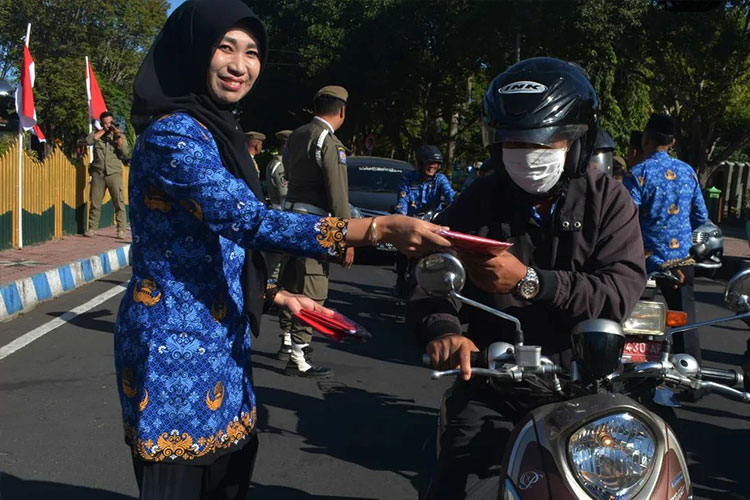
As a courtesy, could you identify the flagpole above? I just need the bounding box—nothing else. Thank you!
[16,23,31,249]
[85,56,93,164]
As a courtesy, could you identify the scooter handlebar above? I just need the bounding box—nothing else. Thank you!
[701,367,744,387]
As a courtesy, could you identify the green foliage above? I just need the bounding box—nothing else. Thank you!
[0,0,167,152]
[1,0,749,182]
[642,1,750,183]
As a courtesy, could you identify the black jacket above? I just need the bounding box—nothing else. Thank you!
[407,169,646,354]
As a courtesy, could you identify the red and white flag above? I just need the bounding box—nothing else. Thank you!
[85,57,107,130]
[14,44,45,142]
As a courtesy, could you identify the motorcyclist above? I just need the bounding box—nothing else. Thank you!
[407,58,646,499]
[393,145,456,295]
[394,144,455,216]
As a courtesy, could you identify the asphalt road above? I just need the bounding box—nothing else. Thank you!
[0,260,748,499]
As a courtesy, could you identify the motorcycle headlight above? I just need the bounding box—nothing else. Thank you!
[568,413,657,500]
[622,301,666,336]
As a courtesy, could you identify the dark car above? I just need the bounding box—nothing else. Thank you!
[347,156,412,251]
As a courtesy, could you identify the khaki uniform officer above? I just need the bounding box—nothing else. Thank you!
[85,111,129,239]
[245,131,265,175]
[278,85,354,378]
[265,129,292,209]
[263,130,293,288]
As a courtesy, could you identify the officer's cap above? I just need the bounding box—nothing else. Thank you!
[245,131,266,142]
[314,86,348,104]
[644,114,677,137]
[275,130,293,141]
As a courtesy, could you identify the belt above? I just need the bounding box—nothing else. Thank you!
[283,201,330,217]
[270,203,282,210]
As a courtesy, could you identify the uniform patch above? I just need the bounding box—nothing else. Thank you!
[338,148,347,164]
[399,191,406,198]
[665,169,676,180]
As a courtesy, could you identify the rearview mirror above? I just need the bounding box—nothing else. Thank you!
[415,252,465,297]
[724,268,750,313]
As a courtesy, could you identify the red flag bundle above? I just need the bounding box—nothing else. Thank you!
[294,309,371,342]
[14,45,45,142]
[86,57,108,130]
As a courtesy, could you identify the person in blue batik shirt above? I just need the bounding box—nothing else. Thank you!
[393,145,456,295]
[119,1,450,497]
[395,145,456,216]
[624,113,708,391]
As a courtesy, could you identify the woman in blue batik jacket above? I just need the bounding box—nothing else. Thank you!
[118,1,450,498]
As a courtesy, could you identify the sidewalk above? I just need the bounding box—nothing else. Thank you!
[0,226,131,321]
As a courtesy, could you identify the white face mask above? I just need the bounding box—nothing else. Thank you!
[502,147,567,195]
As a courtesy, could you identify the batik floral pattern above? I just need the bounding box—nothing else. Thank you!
[115,113,347,462]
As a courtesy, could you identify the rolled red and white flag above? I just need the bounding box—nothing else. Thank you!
[85,57,108,130]
[14,44,45,142]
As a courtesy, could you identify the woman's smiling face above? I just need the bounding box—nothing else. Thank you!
[206,27,261,105]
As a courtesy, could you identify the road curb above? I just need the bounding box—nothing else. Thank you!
[0,244,130,322]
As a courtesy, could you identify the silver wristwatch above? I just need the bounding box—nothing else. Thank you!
[516,266,540,300]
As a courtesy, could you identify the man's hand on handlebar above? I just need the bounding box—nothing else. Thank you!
[426,334,479,381]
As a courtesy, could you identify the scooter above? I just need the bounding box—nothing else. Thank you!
[416,253,750,500]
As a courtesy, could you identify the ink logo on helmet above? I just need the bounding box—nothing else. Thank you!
[498,81,548,94]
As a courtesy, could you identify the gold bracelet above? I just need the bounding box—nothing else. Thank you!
[368,217,379,246]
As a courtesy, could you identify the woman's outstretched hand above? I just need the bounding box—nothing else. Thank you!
[379,215,452,257]
[274,290,334,315]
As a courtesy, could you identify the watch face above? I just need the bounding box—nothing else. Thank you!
[521,280,539,299]
[519,268,540,299]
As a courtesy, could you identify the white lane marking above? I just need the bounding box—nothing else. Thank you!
[0,282,126,361]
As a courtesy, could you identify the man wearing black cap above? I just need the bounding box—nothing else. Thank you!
[624,114,708,383]
[626,130,644,169]
[277,85,354,378]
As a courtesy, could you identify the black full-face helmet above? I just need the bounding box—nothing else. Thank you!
[415,144,443,172]
[482,57,599,179]
[589,128,616,175]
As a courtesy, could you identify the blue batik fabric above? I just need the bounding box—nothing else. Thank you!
[624,151,708,273]
[115,112,347,463]
[395,170,456,215]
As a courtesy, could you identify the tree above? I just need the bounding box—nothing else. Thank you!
[0,0,167,151]
[643,0,750,185]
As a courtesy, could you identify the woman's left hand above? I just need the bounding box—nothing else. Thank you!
[274,290,334,315]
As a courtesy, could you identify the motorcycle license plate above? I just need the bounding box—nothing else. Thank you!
[622,341,662,363]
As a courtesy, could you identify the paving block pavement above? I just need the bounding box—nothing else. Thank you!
[0,226,131,321]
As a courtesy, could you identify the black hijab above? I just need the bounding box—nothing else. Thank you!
[131,0,270,335]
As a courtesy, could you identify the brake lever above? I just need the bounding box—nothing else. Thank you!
[699,381,750,403]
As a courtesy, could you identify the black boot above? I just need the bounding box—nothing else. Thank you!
[284,344,333,379]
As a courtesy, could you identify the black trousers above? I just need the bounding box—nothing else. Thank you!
[658,265,702,365]
[426,380,517,500]
[132,433,258,500]
[395,252,408,284]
